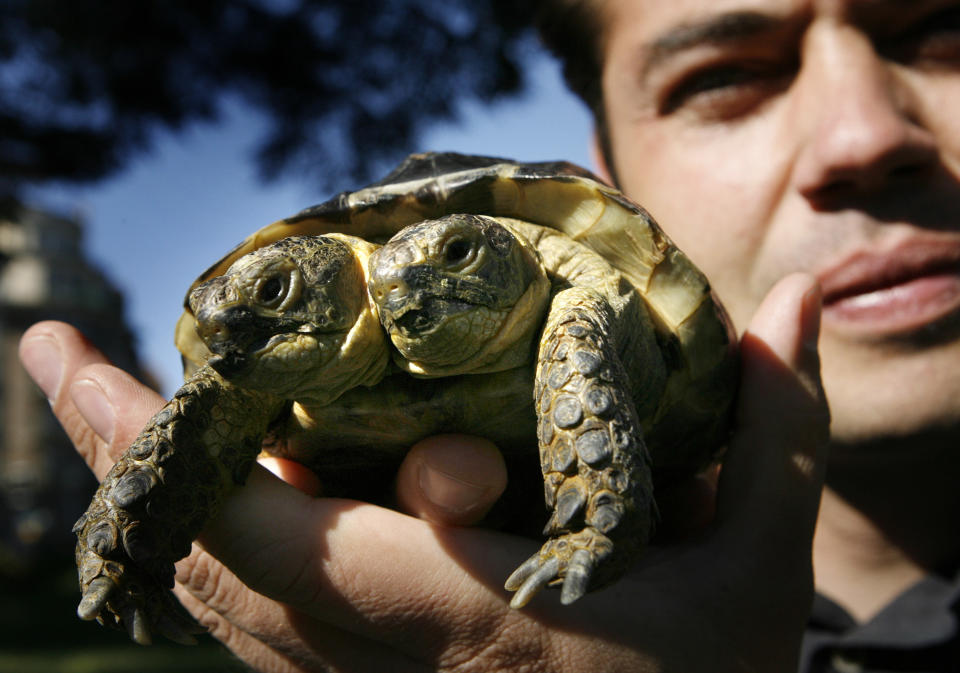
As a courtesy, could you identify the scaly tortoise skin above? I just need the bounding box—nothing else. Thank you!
[72,153,738,644]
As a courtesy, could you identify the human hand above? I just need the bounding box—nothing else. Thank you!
[20,272,827,672]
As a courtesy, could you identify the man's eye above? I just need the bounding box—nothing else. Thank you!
[887,6,960,65]
[660,64,791,119]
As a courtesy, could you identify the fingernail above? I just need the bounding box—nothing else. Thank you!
[20,336,63,401]
[418,462,490,514]
[70,379,116,444]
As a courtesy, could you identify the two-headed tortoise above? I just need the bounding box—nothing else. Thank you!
[72,152,738,644]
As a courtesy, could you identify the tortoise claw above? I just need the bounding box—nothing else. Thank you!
[78,563,204,645]
[124,606,152,646]
[506,528,613,608]
[77,576,116,621]
[509,557,559,609]
[504,554,542,592]
[560,549,593,605]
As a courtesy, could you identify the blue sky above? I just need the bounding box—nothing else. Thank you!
[31,48,594,394]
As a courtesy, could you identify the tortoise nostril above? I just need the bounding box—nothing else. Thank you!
[369,274,410,308]
[383,278,407,297]
[198,321,229,346]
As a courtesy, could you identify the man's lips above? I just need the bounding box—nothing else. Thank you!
[817,237,960,336]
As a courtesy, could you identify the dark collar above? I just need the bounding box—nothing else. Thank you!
[801,571,960,672]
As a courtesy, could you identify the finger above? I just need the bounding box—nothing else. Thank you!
[174,546,430,673]
[259,456,324,497]
[68,362,168,480]
[20,320,109,418]
[395,434,507,526]
[175,581,315,673]
[19,321,162,479]
[716,272,830,541]
[196,465,525,661]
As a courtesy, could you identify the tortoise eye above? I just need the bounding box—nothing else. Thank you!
[256,275,286,307]
[444,238,473,264]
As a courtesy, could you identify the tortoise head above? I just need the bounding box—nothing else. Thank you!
[189,235,386,397]
[368,214,550,374]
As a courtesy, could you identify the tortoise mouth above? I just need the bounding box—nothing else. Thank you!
[207,348,251,378]
[198,303,313,379]
[208,330,315,381]
[382,296,475,338]
[206,332,277,378]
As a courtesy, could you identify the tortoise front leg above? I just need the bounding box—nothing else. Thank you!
[505,288,655,608]
[72,366,283,644]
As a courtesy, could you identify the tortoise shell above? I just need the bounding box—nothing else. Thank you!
[176,152,737,470]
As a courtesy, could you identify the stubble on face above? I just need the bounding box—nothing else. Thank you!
[595,0,960,448]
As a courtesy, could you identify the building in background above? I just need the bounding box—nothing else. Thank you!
[0,202,145,576]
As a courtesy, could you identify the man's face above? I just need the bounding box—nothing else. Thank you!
[599,0,960,448]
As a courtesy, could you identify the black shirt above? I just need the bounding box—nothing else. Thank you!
[801,572,960,672]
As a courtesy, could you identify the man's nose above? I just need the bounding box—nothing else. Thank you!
[791,23,937,205]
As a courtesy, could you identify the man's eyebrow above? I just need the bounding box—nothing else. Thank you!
[641,11,789,76]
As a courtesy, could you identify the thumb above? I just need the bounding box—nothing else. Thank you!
[395,434,508,526]
[716,273,830,543]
